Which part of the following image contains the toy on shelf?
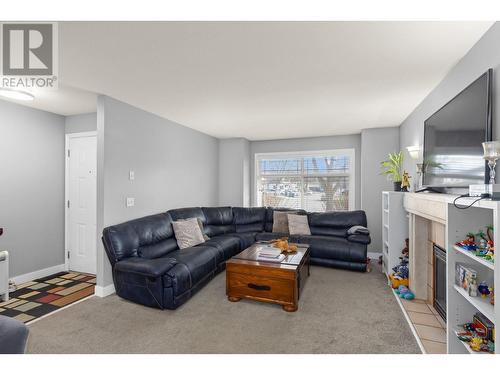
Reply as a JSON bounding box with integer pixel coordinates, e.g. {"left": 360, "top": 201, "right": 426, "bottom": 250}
{"left": 455, "top": 227, "right": 494, "bottom": 264}
{"left": 455, "top": 263, "right": 478, "bottom": 297}
{"left": 478, "top": 281, "right": 491, "bottom": 299}
{"left": 395, "top": 285, "right": 414, "bottom": 300}
{"left": 485, "top": 225, "right": 495, "bottom": 262}
{"left": 455, "top": 233, "right": 477, "bottom": 251}
{"left": 455, "top": 312, "right": 495, "bottom": 354}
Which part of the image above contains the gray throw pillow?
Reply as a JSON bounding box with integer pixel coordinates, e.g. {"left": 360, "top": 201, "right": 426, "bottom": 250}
{"left": 172, "top": 218, "right": 206, "bottom": 249}
{"left": 272, "top": 210, "right": 297, "bottom": 233}
{"left": 287, "top": 214, "right": 311, "bottom": 235}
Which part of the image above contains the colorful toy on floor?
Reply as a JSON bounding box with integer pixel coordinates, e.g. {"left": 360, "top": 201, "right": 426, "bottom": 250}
{"left": 389, "top": 274, "right": 408, "bottom": 289}
{"left": 395, "top": 285, "right": 415, "bottom": 300}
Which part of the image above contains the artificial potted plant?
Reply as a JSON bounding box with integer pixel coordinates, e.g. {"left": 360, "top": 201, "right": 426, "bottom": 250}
{"left": 380, "top": 151, "right": 404, "bottom": 191}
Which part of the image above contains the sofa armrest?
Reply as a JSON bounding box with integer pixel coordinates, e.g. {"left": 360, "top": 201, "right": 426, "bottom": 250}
{"left": 114, "top": 257, "right": 177, "bottom": 278}
{"left": 347, "top": 234, "right": 371, "bottom": 245}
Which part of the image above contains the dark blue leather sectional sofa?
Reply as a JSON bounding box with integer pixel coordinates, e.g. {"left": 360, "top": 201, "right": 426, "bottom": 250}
{"left": 102, "top": 207, "right": 370, "bottom": 309}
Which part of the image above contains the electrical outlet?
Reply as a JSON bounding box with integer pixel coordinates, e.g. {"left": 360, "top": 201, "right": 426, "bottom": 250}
{"left": 126, "top": 197, "right": 135, "bottom": 207}
{"left": 129, "top": 170, "right": 135, "bottom": 180}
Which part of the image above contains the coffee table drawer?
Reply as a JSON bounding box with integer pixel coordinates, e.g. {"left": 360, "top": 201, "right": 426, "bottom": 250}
{"left": 227, "top": 272, "right": 294, "bottom": 304}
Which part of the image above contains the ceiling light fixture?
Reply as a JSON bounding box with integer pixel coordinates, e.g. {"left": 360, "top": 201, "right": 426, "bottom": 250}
{"left": 0, "top": 88, "right": 35, "bottom": 101}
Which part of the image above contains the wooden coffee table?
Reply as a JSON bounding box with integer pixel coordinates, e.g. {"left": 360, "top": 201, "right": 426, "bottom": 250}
{"left": 226, "top": 242, "right": 310, "bottom": 312}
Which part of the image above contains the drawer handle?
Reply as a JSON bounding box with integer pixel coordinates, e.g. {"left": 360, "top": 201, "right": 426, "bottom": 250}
{"left": 248, "top": 283, "right": 271, "bottom": 291}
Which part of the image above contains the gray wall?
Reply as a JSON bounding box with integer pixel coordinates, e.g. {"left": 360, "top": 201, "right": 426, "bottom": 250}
{"left": 361, "top": 127, "right": 400, "bottom": 253}
{"left": 65, "top": 112, "right": 97, "bottom": 134}
{"left": 96, "top": 96, "right": 219, "bottom": 287}
{"left": 0, "top": 99, "right": 65, "bottom": 277}
{"left": 250, "top": 134, "right": 361, "bottom": 209}
{"left": 218, "top": 138, "right": 250, "bottom": 207}
{"left": 400, "top": 22, "right": 500, "bottom": 173}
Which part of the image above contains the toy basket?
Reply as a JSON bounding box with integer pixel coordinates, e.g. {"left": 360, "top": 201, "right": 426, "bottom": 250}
{"left": 389, "top": 274, "right": 409, "bottom": 289}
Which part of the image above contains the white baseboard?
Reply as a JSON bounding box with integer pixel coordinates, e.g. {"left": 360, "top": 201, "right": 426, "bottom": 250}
{"left": 11, "top": 263, "right": 66, "bottom": 285}
{"left": 95, "top": 283, "right": 115, "bottom": 297}
{"left": 368, "top": 251, "right": 382, "bottom": 259}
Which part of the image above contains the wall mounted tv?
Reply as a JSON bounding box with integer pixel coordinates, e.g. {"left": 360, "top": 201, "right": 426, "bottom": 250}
{"left": 422, "top": 69, "right": 493, "bottom": 193}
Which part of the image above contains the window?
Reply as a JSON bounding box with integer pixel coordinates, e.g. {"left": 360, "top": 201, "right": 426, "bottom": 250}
{"left": 255, "top": 149, "right": 355, "bottom": 212}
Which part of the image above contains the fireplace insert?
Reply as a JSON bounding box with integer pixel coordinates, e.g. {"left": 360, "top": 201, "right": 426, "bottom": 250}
{"left": 433, "top": 244, "right": 447, "bottom": 321}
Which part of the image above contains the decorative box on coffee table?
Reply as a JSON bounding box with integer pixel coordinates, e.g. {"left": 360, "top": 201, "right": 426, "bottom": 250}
{"left": 226, "top": 243, "right": 310, "bottom": 312}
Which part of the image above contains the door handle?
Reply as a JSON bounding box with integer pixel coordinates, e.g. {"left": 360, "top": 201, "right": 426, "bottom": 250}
{"left": 248, "top": 283, "right": 271, "bottom": 291}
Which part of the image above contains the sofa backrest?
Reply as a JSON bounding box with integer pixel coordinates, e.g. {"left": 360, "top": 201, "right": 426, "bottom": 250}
{"left": 102, "top": 212, "right": 178, "bottom": 265}
{"left": 232, "top": 207, "right": 266, "bottom": 233}
{"left": 168, "top": 207, "right": 206, "bottom": 223}
{"left": 201, "top": 207, "right": 235, "bottom": 236}
{"left": 308, "top": 210, "right": 367, "bottom": 237}
{"left": 264, "top": 207, "right": 307, "bottom": 232}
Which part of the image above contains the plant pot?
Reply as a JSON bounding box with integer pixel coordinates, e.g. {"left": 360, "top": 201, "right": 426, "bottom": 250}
{"left": 393, "top": 181, "right": 402, "bottom": 191}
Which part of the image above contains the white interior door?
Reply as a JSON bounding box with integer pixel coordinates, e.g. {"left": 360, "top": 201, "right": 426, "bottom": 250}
{"left": 67, "top": 134, "right": 97, "bottom": 274}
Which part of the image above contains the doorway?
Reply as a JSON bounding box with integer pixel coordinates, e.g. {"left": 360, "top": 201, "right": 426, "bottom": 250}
{"left": 65, "top": 131, "right": 97, "bottom": 274}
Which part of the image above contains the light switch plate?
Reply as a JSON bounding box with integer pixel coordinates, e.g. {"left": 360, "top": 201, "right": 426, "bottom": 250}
{"left": 126, "top": 197, "right": 135, "bottom": 207}
{"left": 129, "top": 170, "right": 135, "bottom": 180}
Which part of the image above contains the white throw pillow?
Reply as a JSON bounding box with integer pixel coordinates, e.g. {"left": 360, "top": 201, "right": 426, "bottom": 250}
{"left": 287, "top": 214, "right": 311, "bottom": 235}
{"left": 172, "top": 218, "right": 206, "bottom": 249}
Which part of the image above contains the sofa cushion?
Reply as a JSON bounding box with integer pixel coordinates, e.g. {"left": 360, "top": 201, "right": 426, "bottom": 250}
{"left": 347, "top": 234, "right": 371, "bottom": 245}
{"left": 232, "top": 207, "right": 266, "bottom": 233}
{"left": 272, "top": 210, "right": 294, "bottom": 233}
{"left": 308, "top": 210, "right": 367, "bottom": 229}
{"left": 138, "top": 238, "right": 179, "bottom": 259}
{"left": 217, "top": 232, "right": 257, "bottom": 249}
{"left": 114, "top": 257, "right": 178, "bottom": 278}
{"left": 103, "top": 212, "right": 175, "bottom": 264}
{"left": 264, "top": 207, "right": 306, "bottom": 232}
{"left": 299, "top": 235, "right": 366, "bottom": 263}
{"left": 201, "top": 235, "right": 241, "bottom": 260}
{"left": 201, "top": 207, "right": 235, "bottom": 237}
{"left": 168, "top": 207, "right": 206, "bottom": 224}
{"left": 163, "top": 246, "right": 219, "bottom": 296}
{"left": 172, "top": 218, "right": 206, "bottom": 249}
{"left": 0, "top": 316, "right": 29, "bottom": 354}
{"left": 288, "top": 214, "right": 311, "bottom": 235}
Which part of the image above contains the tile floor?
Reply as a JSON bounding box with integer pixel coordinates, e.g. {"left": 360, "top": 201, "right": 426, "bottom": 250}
{"left": 400, "top": 298, "right": 447, "bottom": 354}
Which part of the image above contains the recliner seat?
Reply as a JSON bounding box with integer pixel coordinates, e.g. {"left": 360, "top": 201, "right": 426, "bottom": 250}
{"left": 102, "top": 206, "right": 370, "bottom": 309}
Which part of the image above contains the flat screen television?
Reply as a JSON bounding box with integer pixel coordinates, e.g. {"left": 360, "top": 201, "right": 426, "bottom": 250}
{"left": 422, "top": 69, "right": 493, "bottom": 193}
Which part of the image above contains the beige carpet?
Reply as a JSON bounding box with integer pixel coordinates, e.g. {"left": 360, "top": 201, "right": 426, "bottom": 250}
{"left": 27, "top": 263, "right": 420, "bottom": 354}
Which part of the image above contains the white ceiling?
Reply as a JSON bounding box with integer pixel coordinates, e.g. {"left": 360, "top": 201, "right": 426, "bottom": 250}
{"left": 5, "top": 22, "right": 494, "bottom": 140}
{"left": 0, "top": 84, "right": 97, "bottom": 116}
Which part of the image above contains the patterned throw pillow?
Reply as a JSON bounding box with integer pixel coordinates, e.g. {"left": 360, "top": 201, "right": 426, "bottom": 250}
{"left": 172, "top": 218, "right": 206, "bottom": 249}
{"left": 287, "top": 214, "right": 311, "bottom": 235}
{"left": 272, "top": 210, "right": 297, "bottom": 233}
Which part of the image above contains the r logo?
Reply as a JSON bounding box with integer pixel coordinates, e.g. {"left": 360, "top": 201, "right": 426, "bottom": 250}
{"left": 2, "top": 23, "right": 53, "bottom": 76}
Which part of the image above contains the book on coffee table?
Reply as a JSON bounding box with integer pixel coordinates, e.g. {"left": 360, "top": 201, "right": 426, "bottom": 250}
{"left": 256, "top": 248, "right": 285, "bottom": 263}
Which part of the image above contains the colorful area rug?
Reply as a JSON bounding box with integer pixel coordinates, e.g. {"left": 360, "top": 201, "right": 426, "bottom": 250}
{"left": 0, "top": 271, "right": 95, "bottom": 323}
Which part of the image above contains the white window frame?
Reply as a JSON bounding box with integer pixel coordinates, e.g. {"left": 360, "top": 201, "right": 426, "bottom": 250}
{"left": 254, "top": 148, "right": 356, "bottom": 211}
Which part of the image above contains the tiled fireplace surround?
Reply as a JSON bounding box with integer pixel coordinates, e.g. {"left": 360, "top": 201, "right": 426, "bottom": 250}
{"left": 403, "top": 193, "right": 448, "bottom": 353}
{"left": 405, "top": 195, "right": 447, "bottom": 305}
